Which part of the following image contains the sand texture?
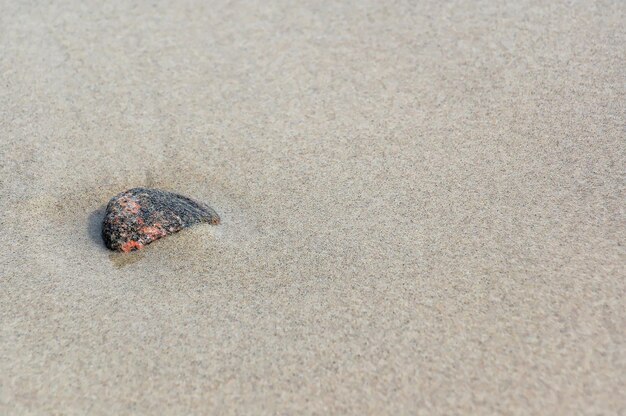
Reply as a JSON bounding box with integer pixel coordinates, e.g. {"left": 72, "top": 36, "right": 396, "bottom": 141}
{"left": 1, "top": 0, "right": 625, "bottom": 414}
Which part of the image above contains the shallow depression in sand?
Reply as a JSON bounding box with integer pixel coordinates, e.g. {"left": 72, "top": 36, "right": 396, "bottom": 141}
{"left": 29, "top": 185, "right": 266, "bottom": 277}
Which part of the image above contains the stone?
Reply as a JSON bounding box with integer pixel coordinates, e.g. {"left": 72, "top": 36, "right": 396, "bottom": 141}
{"left": 102, "top": 188, "right": 220, "bottom": 252}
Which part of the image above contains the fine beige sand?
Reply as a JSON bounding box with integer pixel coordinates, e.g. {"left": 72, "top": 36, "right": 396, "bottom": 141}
{"left": 1, "top": 1, "right": 624, "bottom": 414}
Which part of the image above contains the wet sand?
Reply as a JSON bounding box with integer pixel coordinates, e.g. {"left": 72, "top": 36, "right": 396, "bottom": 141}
{"left": 1, "top": 0, "right": 624, "bottom": 414}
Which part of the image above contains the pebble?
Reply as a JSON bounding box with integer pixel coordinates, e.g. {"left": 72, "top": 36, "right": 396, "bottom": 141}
{"left": 101, "top": 188, "right": 220, "bottom": 252}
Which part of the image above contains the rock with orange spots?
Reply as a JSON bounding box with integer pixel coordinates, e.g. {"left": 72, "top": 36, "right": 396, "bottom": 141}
{"left": 102, "top": 188, "right": 220, "bottom": 252}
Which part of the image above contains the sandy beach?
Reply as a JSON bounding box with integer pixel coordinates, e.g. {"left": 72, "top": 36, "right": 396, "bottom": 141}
{"left": 1, "top": 0, "right": 624, "bottom": 414}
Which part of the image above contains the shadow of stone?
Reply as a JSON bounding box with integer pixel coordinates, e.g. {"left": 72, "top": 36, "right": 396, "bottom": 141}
{"left": 88, "top": 205, "right": 106, "bottom": 247}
